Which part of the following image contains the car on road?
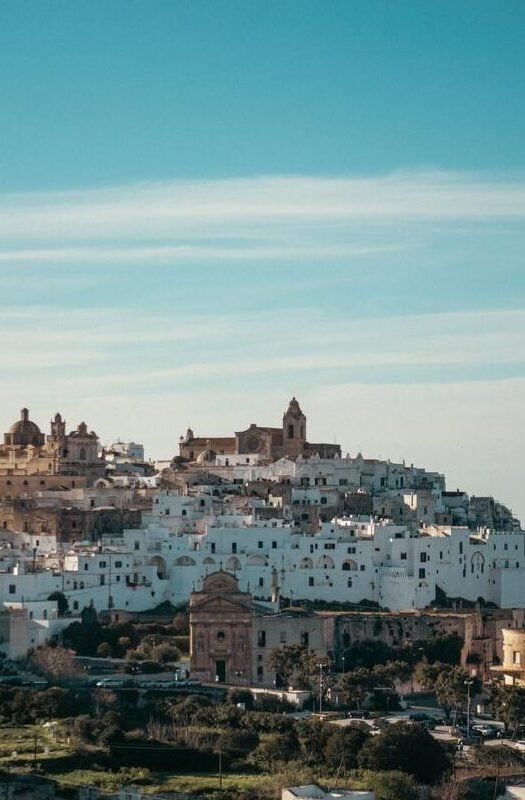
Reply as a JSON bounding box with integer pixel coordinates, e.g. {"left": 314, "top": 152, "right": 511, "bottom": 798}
{"left": 472, "top": 724, "right": 498, "bottom": 738}
{"left": 96, "top": 678, "right": 123, "bottom": 688}
{"left": 347, "top": 710, "right": 371, "bottom": 719}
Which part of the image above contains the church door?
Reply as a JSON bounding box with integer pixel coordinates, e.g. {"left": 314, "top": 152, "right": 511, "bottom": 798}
{"left": 215, "top": 660, "right": 226, "bottom": 683}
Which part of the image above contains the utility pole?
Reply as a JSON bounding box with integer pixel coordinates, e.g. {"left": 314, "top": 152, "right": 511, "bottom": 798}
{"left": 464, "top": 679, "right": 474, "bottom": 739}
{"left": 319, "top": 663, "right": 324, "bottom": 716}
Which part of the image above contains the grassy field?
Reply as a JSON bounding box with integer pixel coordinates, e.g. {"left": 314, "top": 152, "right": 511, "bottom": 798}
{"left": 0, "top": 723, "right": 70, "bottom": 767}
{"left": 0, "top": 723, "right": 369, "bottom": 798}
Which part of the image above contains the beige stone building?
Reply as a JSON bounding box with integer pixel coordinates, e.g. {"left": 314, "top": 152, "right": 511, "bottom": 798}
{"left": 190, "top": 571, "right": 253, "bottom": 685}
{"left": 491, "top": 627, "right": 525, "bottom": 686}
{"left": 0, "top": 408, "right": 105, "bottom": 486}
{"left": 179, "top": 398, "right": 341, "bottom": 463}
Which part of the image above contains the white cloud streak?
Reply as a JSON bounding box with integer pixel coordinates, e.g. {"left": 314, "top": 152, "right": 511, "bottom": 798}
{"left": 0, "top": 306, "right": 523, "bottom": 383}
{"left": 0, "top": 171, "right": 523, "bottom": 255}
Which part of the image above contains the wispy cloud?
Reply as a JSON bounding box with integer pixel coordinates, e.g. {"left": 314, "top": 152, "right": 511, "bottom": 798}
{"left": 0, "top": 170, "right": 523, "bottom": 253}
{"left": 0, "top": 242, "right": 409, "bottom": 265}
{"left": 1, "top": 305, "right": 523, "bottom": 386}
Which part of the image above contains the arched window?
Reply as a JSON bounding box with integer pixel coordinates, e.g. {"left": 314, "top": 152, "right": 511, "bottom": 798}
{"left": 342, "top": 559, "right": 358, "bottom": 571}
{"left": 175, "top": 556, "right": 196, "bottom": 566}
{"left": 471, "top": 551, "right": 485, "bottom": 575}
{"left": 299, "top": 557, "right": 313, "bottom": 569}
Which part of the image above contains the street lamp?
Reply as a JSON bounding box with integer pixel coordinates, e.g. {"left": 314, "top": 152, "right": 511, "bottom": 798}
{"left": 464, "top": 679, "right": 474, "bottom": 739}
{"left": 234, "top": 669, "right": 244, "bottom": 684}
{"left": 319, "top": 663, "right": 325, "bottom": 716}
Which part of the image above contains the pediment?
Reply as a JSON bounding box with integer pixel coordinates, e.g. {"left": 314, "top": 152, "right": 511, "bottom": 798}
{"left": 191, "top": 594, "right": 251, "bottom": 614}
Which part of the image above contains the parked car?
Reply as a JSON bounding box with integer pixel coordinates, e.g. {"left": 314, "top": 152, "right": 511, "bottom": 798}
{"left": 347, "top": 710, "right": 371, "bottom": 719}
{"left": 96, "top": 678, "right": 123, "bottom": 688}
{"left": 472, "top": 724, "right": 498, "bottom": 738}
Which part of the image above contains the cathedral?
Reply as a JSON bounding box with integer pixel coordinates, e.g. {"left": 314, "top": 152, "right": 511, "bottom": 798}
{"left": 0, "top": 408, "right": 105, "bottom": 484}
{"left": 178, "top": 397, "right": 341, "bottom": 463}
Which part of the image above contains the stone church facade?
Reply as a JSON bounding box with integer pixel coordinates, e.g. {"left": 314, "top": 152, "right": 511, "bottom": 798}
{"left": 179, "top": 398, "right": 341, "bottom": 463}
{"left": 0, "top": 408, "right": 105, "bottom": 485}
{"left": 189, "top": 571, "right": 253, "bottom": 685}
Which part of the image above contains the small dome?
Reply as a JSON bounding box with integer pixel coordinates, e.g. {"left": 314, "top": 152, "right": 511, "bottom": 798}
{"left": 5, "top": 408, "right": 44, "bottom": 447}
{"left": 9, "top": 408, "right": 42, "bottom": 437}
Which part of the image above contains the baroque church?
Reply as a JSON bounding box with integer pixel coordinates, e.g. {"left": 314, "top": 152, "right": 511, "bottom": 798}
{"left": 178, "top": 397, "right": 341, "bottom": 463}
{"left": 0, "top": 408, "right": 105, "bottom": 484}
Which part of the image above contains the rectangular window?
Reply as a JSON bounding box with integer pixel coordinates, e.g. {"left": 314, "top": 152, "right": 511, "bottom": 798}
{"left": 420, "top": 553, "right": 427, "bottom": 563}
{"left": 211, "top": 542, "right": 216, "bottom": 554}
{"left": 272, "top": 541, "right": 277, "bottom": 549}
{"left": 100, "top": 575, "right": 105, "bottom": 586}
{"left": 360, "top": 564, "right": 365, "bottom": 571}
{"left": 258, "top": 541, "right": 263, "bottom": 549}
{"left": 279, "top": 631, "right": 287, "bottom": 643}
{"left": 300, "top": 632, "right": 309, "bottom": 646}
{"left": 513, "top": 651, "right": 521, "bottom": 665}
{"left": 400, "top": 552, "right": 407, "bottom": 560}
{"left": 308, "top": 576, "right": 314, "bottom": 586}
{"left": 258, "top": 577, "right": 264, "bottom": 587}
{"left": 99, "top": 560, "right": 107, "bottom": 568}
{"left": 232, "top": 542, "right": 237, "bottom": 553}
{"left": 418, "top": 568, "right": 426, "bottom": 579}
{"left": 258, "top": 630, "right": 266, "bottom": 647}
{"left": 8, "top": 585, "right": 15, "bottom": 594}
{"left": 257, "top": 666, "right": 263, "bottom": 679}
{"left": 134, "top": 542, "right": 140, "bottom": 551}
{"left": 115, "top": 560, "right": 122, "bottom": 568}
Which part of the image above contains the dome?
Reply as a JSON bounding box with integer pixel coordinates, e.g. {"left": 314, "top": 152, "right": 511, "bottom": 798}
{"left": 5, "top": 408, "right": 45, "bottom": 447}
{"left": 9, "top": 408, "right": 42, "bottom": 437}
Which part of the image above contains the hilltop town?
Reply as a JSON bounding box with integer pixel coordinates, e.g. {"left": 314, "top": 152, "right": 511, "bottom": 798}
{"left": 0, "top": 399, "right": 521, "bottom": 659}
{"left": 0, "top": 399, "right": 524, "bottom": 800}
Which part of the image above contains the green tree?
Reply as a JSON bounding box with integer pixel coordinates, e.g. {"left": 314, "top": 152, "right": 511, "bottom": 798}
{"left": 373, "top": 770, "right": 419, "bottom": 800}
{"left": 250, "top": 731, "right": 300, "bottom": 768}
{"left": 227, "top": 688, "right": 254, "bottom": 709}
{"left": 358, "top": 721, "right": 451, "bottom": 784}
{"left": 434, "top": 667, "right": 481, "bottom": 721}
{"left": 490, "top": 685, "right": 525, "bottom": 737}
{"left": 267, "top": 645, "right": 328, "bottom": 689}
{"left": 414, "top": 661, "right": 445, "bottom": 690}
{"left": 323, "top": 725, "right": 370, "bottom": 770}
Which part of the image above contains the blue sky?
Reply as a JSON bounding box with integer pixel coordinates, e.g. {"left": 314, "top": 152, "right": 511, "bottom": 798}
{"left": 0, "top": 1, "right": 524, "bottom": 519}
